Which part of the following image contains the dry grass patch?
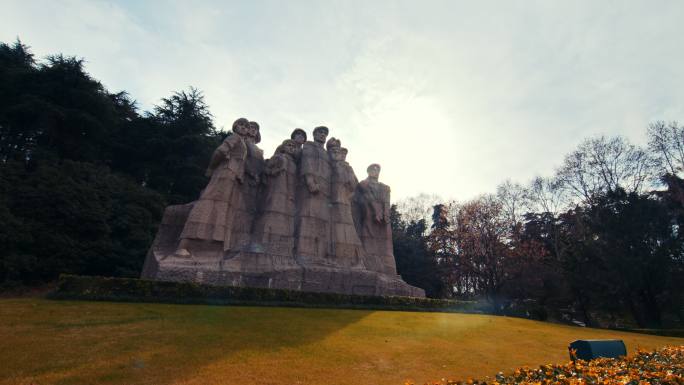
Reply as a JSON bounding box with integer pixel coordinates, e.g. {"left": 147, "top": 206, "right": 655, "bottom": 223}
{"left": 1, "top": 298, "right": 682, "bottom": 385}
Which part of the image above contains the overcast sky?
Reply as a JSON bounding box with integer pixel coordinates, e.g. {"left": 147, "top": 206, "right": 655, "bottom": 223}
{"left": 4, "top": 0, "right": 684, "bottom": 201}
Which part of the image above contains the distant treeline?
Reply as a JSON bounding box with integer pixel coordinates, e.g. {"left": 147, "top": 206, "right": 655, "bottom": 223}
{"left": 391, "top": 127, "right": 684, "bottom": 329}
{"left": 1, "top": 40, "right": 682, "bottom": 329}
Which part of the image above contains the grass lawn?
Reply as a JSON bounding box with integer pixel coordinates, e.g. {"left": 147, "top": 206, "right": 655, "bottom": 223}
{"left": 1, "top": 298, "right": 682, "bottom": 385}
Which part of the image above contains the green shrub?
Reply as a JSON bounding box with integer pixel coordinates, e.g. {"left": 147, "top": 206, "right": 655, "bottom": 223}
{"left": 49, "top": 274, "right": 476, "bottom": 312}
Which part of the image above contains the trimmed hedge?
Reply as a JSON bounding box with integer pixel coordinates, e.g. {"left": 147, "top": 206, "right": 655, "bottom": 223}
{"left": 49, "top": 274, "right": 479, "bottom": 312}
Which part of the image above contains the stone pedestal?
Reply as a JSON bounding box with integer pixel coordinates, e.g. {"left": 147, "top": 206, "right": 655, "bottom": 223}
{"left": 149, "top": 252, "right": 424, "bottom": 297}
{"left": 142, "top": 204, "right": 424, "bottom": 297}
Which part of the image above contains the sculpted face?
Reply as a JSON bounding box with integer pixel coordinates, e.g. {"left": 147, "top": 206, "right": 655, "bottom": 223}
{"left": 329, "top": 147, "right": 345, "bottom": 161}
{"left": 235, "top": 121, "right": 248, "bottom": 136}
{"left": 293, "top": 132, "right": 306, "bottom": 145}
{"left": 313, "top": 129, "right": 328, "bottom": 144}
{"left": 367, "top": 164, "right": 381, "bottom": 179}
{"left": 283, "top": 140, "right": 297, "bottom": 155}
{"left": 248, "top": 122, "right": 259, "bottom": 138}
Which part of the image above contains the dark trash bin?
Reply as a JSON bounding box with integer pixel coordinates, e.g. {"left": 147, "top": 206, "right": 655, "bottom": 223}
{"left": 569, "top": 339, "right": 626, "bottom": 361}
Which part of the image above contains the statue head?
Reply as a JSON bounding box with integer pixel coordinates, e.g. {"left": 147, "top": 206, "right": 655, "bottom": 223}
{"left": 326, "top": 137, "right": 341, "bottom": 151}
{"left": 248, "top": 121, "right": 260, "bottom": 142}
{"left": 367, "top": 163, "right": 381, "bottom": 179}
{"left": 329, "top": 146, "right": 348, "bottom": 162}
{"left": 279, "top": 139, "right": 298, "bottom": 156}
{"left": 290, "top": 128, "right": 307, "bottom": 146}
{"left": 232, "top": 118, "right": 249, "bottom": 136}
{"left": 313, "top": 126, "right": 329, "bottom": 144}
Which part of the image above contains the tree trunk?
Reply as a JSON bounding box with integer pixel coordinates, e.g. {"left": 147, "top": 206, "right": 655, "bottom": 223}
{"left": 639, "top": 289, "right": 662, "bottom": 328}
{"left": 627, "top": 295, "right": 647, "bottom": 328}
{"left": 574, "top": 289, "right": 593, "bottom": 327}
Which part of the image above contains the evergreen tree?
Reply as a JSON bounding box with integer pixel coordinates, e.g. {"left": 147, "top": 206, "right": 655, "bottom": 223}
{"left": 392, "top": 205, "right": 445, "bottom": 298}
{"left": 0, "top": 40, "right": 222, "bottom": 287}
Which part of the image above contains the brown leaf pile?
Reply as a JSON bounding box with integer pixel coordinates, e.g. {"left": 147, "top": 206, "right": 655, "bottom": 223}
{"left": 409, "top": 345, "right": 684, "bottom": 385}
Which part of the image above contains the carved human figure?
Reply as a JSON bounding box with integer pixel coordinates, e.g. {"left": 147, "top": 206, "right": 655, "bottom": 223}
{"left": 294, "top": 126, "right": 332, "bottom": 262}
{"left": 353, "top": 164, "right": 397, "bottom": 275}
{"left": 270, "top": 128, "right": 306, "bottom": 158}
{"left": 290, "top": 128, "right": 306, "bottom": 159}
{"left": 228, "top": 120, "right": 265, "bottom": 252}
{"left": 328, "top": 140, "right": 365, "bottom": 268}
{"left": 250, "top": 139, "right": 299, "bottom": 255}
{"left": 245, "top": 121, "right": 265, "bottom": 185}
{"left": 176, "top": 118, "right": 249, "bottom": 255}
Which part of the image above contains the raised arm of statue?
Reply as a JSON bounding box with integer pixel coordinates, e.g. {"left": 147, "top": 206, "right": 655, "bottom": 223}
{"left": 205, "top": 141, "right": 231, "bottom": 177}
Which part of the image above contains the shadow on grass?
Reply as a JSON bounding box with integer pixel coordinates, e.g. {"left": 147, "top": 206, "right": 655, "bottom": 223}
{"left": 0, "top": 298, "right": 371, "bottom": 385}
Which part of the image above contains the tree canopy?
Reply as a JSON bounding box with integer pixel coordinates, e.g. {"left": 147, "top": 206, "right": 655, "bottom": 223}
{"left": 0, "top": 40, "right": 225, "bottom": 287}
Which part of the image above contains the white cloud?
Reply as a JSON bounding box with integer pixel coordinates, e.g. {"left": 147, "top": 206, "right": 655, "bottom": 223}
{"left": 3, "top": 0, "right": 684, "bottom": 201}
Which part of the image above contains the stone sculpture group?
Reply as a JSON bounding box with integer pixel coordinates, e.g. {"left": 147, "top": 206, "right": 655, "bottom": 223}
{"left": 141, "top": 118, "right": 425, "bottom": 297}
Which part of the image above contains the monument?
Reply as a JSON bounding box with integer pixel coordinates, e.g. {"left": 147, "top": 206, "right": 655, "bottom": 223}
{"left": 141, "top": 119, "right": 425, "bottom": 297}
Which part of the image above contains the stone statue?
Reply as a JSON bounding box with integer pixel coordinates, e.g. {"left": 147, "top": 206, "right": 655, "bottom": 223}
{"left": 227, "top": 121, "right": 265, "bottom": 252}
{"left": 271, "top": 128, "right": 306, "bottom": 158}
{"left": 328, "top": 140, "right": 365, "bottom": 268}
{"left": 176, "top": 118, "right": 249, "bottom": 255}
{"left": 290, "top": 128, "right": 307, "bottom": 159}
{"left": 353, "top": 163, "right": 397, "bottom": 275}
{"left": 294, "top": 126, "right": 332, "bottom": 263}
{"left": 291, "top": 128, "right": 307, "bottom": 146}
{"left": 250, "top": 139, "right": 299, "bottom": 256}
{"left": 142, "top": 120, "right": 425, "bottom": 297}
